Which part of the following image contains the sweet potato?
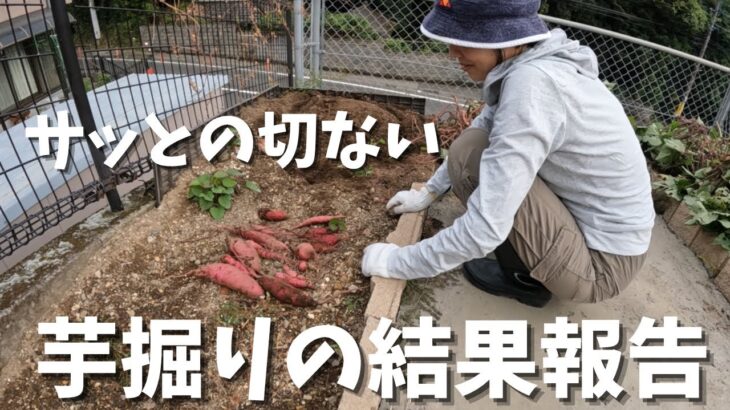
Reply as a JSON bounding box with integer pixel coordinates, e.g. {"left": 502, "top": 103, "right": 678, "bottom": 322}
{"left": 311, "top": 233, "right": 340, "bottom": 247}
{"left": 282, "top": 265, "right": 299, "bottom": 278}
{"left": 296, "top": 243, "right": 316, "bottom": 261}
{"left": 257, "top": 275, "right": 317, "bottom": 307}
{"left": 298, "top": 260, "right": 308, "bottom": 272}
{"left": 228, "top": 238, "right": 262, "bottom": 272}
{"left": 247, "top": 240, "right": 281, "bottom": 261}
{"left": 254, "top": 224, "right": 298, "bottom": 242}
{"left": 307, "top": 226, "right": 330, "bottom": 236}
{"left": 250, "top": 224, "right": 277, "bottom": 235}
{"left": 293, "top": 215, "right": 344, "bottom": 229}
{"left": 258, "top": 208, "right": 288, "bottom": 221}
{"left": 220, "top": 255, "right": 251, "bottom": 274}
{"left": 241, "top": 229, "right": 290, "bottom": 252}
{"left": 254, "top": 247, "right": 291, "bottom": 264}
{"left": 188, "top": 263, "right": 263, "bottom": 299}
{"left": 275, "top": 272, "right": 314, "bottom": 289}
{"left": 301, "top": 227, "right": 329, "bottom": 237}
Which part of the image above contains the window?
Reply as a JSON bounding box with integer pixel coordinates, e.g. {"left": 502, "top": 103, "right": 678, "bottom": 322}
{"left": 26, "top": 33, "right": 62, "bottom": 94}
{"left": 0, "top": 33, "right": 63, "bottom": 114}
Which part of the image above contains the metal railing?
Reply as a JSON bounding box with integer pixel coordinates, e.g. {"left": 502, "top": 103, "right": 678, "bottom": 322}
{"left": 0, "top": 0, "right": 291, "bottom": 260}
{"left": 299, "top": 1, "right": 729, "bottom": 132}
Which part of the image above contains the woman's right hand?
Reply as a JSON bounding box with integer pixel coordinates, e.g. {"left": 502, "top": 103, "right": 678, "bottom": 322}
{"left": 386, "top": 187, "right": 437, "bottom": 214}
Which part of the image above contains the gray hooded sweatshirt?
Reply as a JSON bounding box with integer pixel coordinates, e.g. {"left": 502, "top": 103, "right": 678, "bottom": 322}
{"left": 387, "top": 28, "right": 655, "bottom": 280}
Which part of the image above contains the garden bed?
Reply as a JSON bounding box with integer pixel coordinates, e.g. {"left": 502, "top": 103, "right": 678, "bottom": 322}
{"left": 640, "top": 118, "right": 730, "bottom": 302}
{"left": 0, "top": 91, "right": 434, "bottom": 408}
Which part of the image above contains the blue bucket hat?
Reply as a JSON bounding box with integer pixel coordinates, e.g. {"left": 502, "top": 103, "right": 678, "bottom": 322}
{"left": 421, "top": 0, "right": 550, "bottom": 48}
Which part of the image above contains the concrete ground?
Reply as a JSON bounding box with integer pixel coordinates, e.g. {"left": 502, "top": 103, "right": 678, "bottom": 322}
{"left": 387, "top": 193, "right": 730, "bottom": 409}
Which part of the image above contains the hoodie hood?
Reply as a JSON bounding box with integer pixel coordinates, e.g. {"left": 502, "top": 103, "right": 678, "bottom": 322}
{"left": 482, "top": 28, "right": 599, "bottom": 105}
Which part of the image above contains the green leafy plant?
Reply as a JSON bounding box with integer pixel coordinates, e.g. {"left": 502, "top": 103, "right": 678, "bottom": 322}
{"left": 218, "top": 300, "right": 245, "bottom": 326}
{"left": 639, "top": 118, "right": 730, "bottom": 250}
{"left": 187, "top": 168, "right": 259, "bottom": 220}
{"left": 229, "top": 126, "right": 241, "bottom": 147}
{"left": 328, "top": 218, "right": 346, "bottom": 232}
{"left": 325, "top": 13, "right": 379, "bottom": 40}
{"left": 384, "top": 38, "right": 411, "bottom": 53}
{"left": 419, "top": 40, "right": 448, "bottom": 54}
{"left": 653, "top": 173, "right": 694, "bottom": 201}
{"left": 257, "top": 11, "right": 285, "bottom": 32}
{"left": 635, "top": 121, "right": 691, "bottom": 171}
{"left": 83, "top": 72, "right": 112, "bottom": 92}
{"left": 342, "top": 295, "right": 363, "bottom": 315}
{"left": 353, "top": 165, "right": 373, "bottom": 177}
{"left": 244, "top": 180, "right": 261, "bottom": 193}
{"left": 636, "top": 118, "right": 728, "bottom": 177}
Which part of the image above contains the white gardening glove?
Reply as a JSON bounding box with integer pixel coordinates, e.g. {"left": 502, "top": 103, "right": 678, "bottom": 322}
{"left": 361, "top": 243, "right": 400, "bottom": 278}
{"left": 386, "top": 187, "right": 437, "bottom": 215}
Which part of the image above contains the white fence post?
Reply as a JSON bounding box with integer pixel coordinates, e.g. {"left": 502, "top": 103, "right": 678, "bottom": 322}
{"left": 310, "top": 0, "right": 322, "bottom": 84}
{"left": 293, "top": 0, "right": 305, "bottom": 87}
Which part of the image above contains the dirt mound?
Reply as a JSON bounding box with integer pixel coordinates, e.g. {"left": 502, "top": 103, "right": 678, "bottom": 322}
{"left": 0, "top": 91, "right": 435, "bottom": 408}
{"left": 240, "top": 90, "right": 432, "bottom": 185}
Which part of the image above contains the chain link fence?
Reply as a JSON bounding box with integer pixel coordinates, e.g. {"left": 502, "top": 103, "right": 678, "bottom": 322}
{"left": 300, "top": 1, "right": 730, "bottom": 132}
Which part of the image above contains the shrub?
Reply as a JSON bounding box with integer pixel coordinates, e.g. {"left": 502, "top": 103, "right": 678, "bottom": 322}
{"left": 325, "top": 13, "right": 379, "bottom": 40}
{"left": 383, "top": 38, "right": 411, "bottom": 53}
{"left": 257, "top": 11, "right": 286, "bottom": 32}
{"left": 419, "top": 40, "right": 448, "bottom": 54}
{"left": 638, "top": 118, "right": 730, "bottom": 249}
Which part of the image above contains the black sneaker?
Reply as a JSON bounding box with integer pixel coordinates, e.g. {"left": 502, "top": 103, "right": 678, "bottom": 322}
{"left": 463, "top": 257, "right": 552, "bottom": 308}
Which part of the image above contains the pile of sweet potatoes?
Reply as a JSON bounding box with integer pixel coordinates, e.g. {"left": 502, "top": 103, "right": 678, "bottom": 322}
{"left": 187, "top": 209, "right": 346, "bottom": 307}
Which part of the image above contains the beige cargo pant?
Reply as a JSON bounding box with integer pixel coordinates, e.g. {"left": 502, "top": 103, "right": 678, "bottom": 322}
{"left": 448, "top": 128, "right": 647, "bottom": 303}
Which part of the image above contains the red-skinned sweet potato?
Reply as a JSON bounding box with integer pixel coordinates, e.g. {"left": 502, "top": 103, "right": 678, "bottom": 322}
{"left": 188, "top": 263, "right": 263, "bottom": 299}
{"left": 257, "top": 275, "right": 317, "bottom": 307}
{"left": 282, "top": 265, "right": 299, "bottom": 278}
{"left": 311, "top": 233, "right": 340, "bottom": 247}
{"left": 228, "top": 238, "right": 262, "bottom": 272}
{"left": 293, "top": 215, "right": 344, "bottom": 229}
{"left": 296, "top": 243, "right": 316, "bottom": 261}
{"left": 241, "top": 229, "right": 290, "bottom": 252}
{"left": 258, "top": 208, "right": 288, "bottom": 221}
{"left": 220, "top": 255, "right": 251, "bottom": 274}
{"left": 275, "top": 272, "right": 315, "bottom": 289}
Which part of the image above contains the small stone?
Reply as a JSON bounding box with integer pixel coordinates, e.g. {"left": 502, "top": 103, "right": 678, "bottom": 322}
{"left": 347, "top": 284, "right": 358, "bottom": 293}
{"left": 147, "top": 236, "right": 155, "bottom": 243}
{"left": 303, "top": 394, "right": 313, "bottom": 400}
{"left": 94, "top": 270, "right": 101, "bottom": 278}
{"left": 307, "top": 313, "right": 315, "bottom": 320}
{"left": 127, "top": 309, "right": 135, "bottom": 317}
{"left": 325, "top": 277, "right": 330, "bottom": 282}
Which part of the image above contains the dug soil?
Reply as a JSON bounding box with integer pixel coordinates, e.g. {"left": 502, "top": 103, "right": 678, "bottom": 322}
{"left": 0, "top": 91, "right": 434, "bottom": 409}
